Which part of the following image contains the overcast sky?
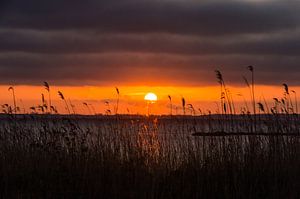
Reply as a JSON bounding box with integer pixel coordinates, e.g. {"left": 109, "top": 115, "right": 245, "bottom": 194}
{"left": 1, "top": 0, "right": 299, "bottom": 86}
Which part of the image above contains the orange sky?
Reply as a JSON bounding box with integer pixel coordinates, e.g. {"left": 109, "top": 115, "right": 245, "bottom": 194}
{"left": 0, "top": 85, "right": 298, "bottom": 115}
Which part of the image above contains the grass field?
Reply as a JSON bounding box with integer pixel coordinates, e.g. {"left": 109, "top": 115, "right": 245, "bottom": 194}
{"left": 0, "top": 114, "right": 299, "bottom": 198}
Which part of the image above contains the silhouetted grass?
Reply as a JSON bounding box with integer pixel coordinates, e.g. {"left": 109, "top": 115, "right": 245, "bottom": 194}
{"left": 1, "top": 70, "right": 300, "bottom": 198}
{"left": 0, "top": 114, "right": 299, "bottom": 198}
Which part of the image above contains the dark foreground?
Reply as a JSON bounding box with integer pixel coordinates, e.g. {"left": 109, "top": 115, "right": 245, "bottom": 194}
{"left": 0, "top": 114, "right": 299, "bottom": 198}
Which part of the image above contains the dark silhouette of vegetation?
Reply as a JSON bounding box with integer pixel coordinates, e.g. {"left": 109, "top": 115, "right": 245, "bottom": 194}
{"left": 181, "top": 97, "right": 186, "bottom": 115}
{"left": 168, "top": 95, "right": 172, "bottom": 115}
{"left": 0, "top": 115, "right": 299, "bottom": 198}
{"left": 8, "top": 86, "right": 17, "bottom": 114}
{"left": 115, "top": 87, "right": 120, "bottom": 114}
{"left": 58, "top": 91, "right": 71, "bottom": 114}
{"left": 0, "top": 69, "right": 300, "bottom": 198}
{"left": 44, "top": 81, "right": 52, "bottom": 113}
{"left": 83, "top": 102, "right": 92, "bottom": 115}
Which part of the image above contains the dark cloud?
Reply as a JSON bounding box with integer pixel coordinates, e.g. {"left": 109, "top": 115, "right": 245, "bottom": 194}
{"left": 1, "top": 52, "right": 299, "bottom": 86}
{"left": 1, "top": 29, "right": 300, "bottom": 56}
{"left": 0, "top": 0, "right": 300, "bottom": 86}
{"left": 1, "top": 0, "right": 299, "bottom": 35}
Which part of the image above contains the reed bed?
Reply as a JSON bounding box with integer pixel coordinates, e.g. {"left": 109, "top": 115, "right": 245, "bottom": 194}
{"left": 0, "top": 114, "right": 299, "bottom": 198}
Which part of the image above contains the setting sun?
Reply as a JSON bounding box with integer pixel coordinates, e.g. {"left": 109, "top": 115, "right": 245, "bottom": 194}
{"left": 1, "top": 0, "right": 299, "bottom": 197}
{"left": 144, "top": 92, "right": 158, "bottom": 102}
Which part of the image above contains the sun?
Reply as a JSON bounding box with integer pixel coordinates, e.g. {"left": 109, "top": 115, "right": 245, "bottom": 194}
{"left": 144, "top": 92, "right": 157, "bottom": 102}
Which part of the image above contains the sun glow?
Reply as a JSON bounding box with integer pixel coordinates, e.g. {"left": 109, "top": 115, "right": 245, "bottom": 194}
{"left": 144, "top": 92, "right": 157, "bottom": 102}
{"left": 0, "top": 85, "right": 297, "bottom": 115}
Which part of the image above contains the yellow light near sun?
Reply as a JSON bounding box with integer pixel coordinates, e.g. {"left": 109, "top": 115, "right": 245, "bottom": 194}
{"left": 144, "top": 92, "right": 157, "bottom": 101}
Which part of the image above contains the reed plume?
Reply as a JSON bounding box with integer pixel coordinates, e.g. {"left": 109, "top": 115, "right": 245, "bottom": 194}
{"left": 247, "top": 66, "right": 256, "bottom": 115}
{"left": 257, "top": 102, "right": 265, "bottom": 113}
{"left": 83, "top": 102, "right": 92, "bottom": 115}
{"left": 115, "top": 87, "right": 120, "bottom": 114}
{"left": 181, "top": 97, "right": 186, "bottom": 115}
{"left": 283, "top": 83, "right": 293, "bottom": 113}
{"left": 44, "top": 82, "right": 52, "bottom": 114}
{"left": 215, "top": 70, "right": 232, "bottom": 114}
{"left": 8, "top": 86, "right": 17, "bottom": 114}
{"left": 68, "top": 99, "right": 76, "bottom": 114}
{"left": 58, "top": 91, "right": 70, "bottom": 114}
{"left": 291, "top": 90, "right": 298, "bottom": 114}
{"left": 168, "top": 95, "right": 172, "bottom": 116}
{"left": 187, "top": 104, "right": 195, "bottom": 115}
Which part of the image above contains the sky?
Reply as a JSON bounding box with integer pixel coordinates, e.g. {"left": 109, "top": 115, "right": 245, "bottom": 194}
{"left": 0, "top": 0, "right": 300, "bottom": 114}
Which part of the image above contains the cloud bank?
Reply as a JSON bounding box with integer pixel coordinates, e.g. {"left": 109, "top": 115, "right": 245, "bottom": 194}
{"left": 0, "top": 0, "right": 300, "bottom": 86}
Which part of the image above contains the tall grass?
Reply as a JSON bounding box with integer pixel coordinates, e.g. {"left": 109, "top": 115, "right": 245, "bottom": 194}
{"left": 58, "top": 91, "right": 71, "bottom": 114}
{"left": 168, "top": 95, "right": 172, "bottom": 116}
{"left": 215, "top": 70, "right": 233, "bottom": 115}
{"left": 8, "top": 86, "right": 17, "bottom": 114}
{"left": 292, "top": 90, "right": 298, "bottom": 113}
{"left": 83, "top": 102, "right": 92, "bottom": 115}
{"left": 115, "top": 87, "right": 120, "bottom": 114}
{"left": 0, "top": 69, "right": 299, "bottom": 198}
{"left": 182, "top": 97, "right": 186, "bottom": 115}
{"left": 0, "top": 115, "right": 299, "bottom": 198}
{"left": 44, "top": 81, "right": 52, "bottom": 114}
{"left": 247, "top": 66, "right": 256, "bottom": 115}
